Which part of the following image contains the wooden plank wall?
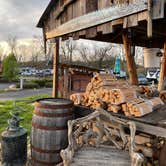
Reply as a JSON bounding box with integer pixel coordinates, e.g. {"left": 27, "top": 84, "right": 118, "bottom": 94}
{"left": 44, "top": 0, "right": 145, "bottom": 34}
{"left": 152, "top": 0, "right": 165, "bottom": 19}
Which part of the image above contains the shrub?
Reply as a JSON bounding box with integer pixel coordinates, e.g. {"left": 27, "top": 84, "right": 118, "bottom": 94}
{"left": 16, "top": 82, "right": 39, "bottom": 89}
{"left": 32, "top": 79, "right": 47, "bottom": 87}
{"left": 31, "top": 79, "right": 53, "bottom": 88}
{"left": 45, "top": 82, "right": 53, "bottom": 88}
{"left": 2, "top": 53, "right": 19, "bottom": 81}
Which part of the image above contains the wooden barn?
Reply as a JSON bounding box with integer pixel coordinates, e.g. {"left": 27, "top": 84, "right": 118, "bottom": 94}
{"left": 37, "top": 0, "right": 166, "bottom": 97}
{"left": 36, "top": 0, "right": 166, "bottom": 165}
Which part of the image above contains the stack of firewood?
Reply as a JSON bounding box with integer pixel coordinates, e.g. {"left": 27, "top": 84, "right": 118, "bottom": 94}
{"left": 122, "top": 97, "right": 164, "bottom": 117}
{"left": 137, "top": 85, "right": 159, "bottom": 98}
{"left": 71, "top": 73, "right": 136, "bottom": 110}
{"left": 70, "top": 74, "right": 164, "bottom": 117}
{"left": 160, "top": 90, "right": 166, "bottom": 103}
{"left": 70, "top": 93, "right": 88, "bottom": 105}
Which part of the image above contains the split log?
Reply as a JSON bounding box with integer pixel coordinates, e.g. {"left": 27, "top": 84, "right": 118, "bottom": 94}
{"left": 110, "top": 88, "right": 137, "bottom": 105}
{"left": 126, "top": 97, "right": 164, "bottom": 117}
{"left": 70, "top": 93, "right": 88, "bottom": 105}
{"left": 135, "top": 134, "right": 151, "bottom": 145}
{"left": 107, "top": 104, "right": 122, "bottom": 113}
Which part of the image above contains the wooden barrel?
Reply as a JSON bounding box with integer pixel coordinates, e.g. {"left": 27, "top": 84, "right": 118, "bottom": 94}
{"left": 31, "top": 98, "right": 74, "bottom": 166}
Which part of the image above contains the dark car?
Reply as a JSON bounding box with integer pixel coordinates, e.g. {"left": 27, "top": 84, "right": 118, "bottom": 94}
{"left": 138, "top": 74, "right": 148, "bottom": 85}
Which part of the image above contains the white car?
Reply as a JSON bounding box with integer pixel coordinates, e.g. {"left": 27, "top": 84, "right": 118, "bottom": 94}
{"left": 21, "top": 71, "right": 32, "bottom": 76}
{"left": 146, "top": 69, "right": 160, "bottom": 82}
{"left": 31, "top": 69, "right": 39, "bottom": 76}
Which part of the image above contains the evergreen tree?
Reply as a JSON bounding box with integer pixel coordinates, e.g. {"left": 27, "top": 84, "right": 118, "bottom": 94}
{"left": 3, "top": 53, "right": 18, "bottom": 81}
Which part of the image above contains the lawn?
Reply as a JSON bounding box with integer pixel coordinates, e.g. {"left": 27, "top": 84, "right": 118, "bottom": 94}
{"left": 0, "top": 94, "right": 51, "bottom": 135}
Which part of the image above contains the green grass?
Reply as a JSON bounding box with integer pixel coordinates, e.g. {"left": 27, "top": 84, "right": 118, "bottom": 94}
{"left": 0, "top": 94, "right": 51, "bottom": 135}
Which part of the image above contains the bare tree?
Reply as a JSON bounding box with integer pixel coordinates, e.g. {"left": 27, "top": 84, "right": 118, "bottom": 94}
{"left": 78, "top": 45, "right": 91, "bottom": 65}
{"left": 60, "top": 44, "right": 68, "bottom": 62}
{"left": 60, "top": 38, "right": 77, "bottom": 63}
{"left": 33, "top": 35, "right": 45, "bottom": 60}
{"left": 7, "top": 35, "right": 17, "bottom": 54}
{"left": 16, "top": 44, "right": 28, "bottom": 62}
{"left": 91, "top": 44, "right": 113, "bottom": 68}
{"left": 45, "top": 41, "right": 53, "bottom": 62}
{"left": 28, "top": 36, "right": 46, "bottom": 66}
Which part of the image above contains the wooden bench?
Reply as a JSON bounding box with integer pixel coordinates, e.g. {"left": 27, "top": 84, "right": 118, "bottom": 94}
{"left": 60, "top": 108, "right": 145, "bottom": 166}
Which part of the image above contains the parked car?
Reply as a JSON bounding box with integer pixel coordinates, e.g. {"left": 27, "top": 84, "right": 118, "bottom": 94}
{"left": 30, "top": 69, "right": 37, "bottom": 76}
{"left": 42, "top": 69, "right": 52, "bottom": 76}
{"left": 146, "top": 68, "right": 160, "bottom": 83}
{"left": 36, "top": 70, "right": 43, "bottom": 76}
{"left": 20, "top": 67, "right": 34, "bottom": 76}
{"left": 21, "top": 71, "right": 32, "bottom": 76}
{"left": 138, "top": 74, "right": 148, "bottom": 85}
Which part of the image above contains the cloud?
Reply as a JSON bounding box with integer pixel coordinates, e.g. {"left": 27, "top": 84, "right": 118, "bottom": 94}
{"left": 0, "top": 0, "right": 49, "bottom": 41}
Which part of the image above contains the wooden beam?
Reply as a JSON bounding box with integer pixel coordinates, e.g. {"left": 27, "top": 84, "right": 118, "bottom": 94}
{"left": 52, "top": 38, "right": 59, "bottom": 98}
{"left": 97, "top": 22, "right": 113, "bottom": 35}
{"left": 158, "top": 42, "right": 166, "bottom": 91}
{"left": 122, "top": 32, "right": 138, "bottom": 85}
{"left": 46, "top": 0, "right": 148, "bottom": 39}
{"left": 147, "top": 0, "right": 152, "bottom": 37}
{"left": 86, "top": 27, "right": 97, "bottom": 38}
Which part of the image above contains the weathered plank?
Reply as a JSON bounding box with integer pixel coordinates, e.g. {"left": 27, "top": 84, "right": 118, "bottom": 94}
{"left": 127, "top": 14, "right": 138, "bottom": 27}
{"left": 97, "top": 22, "right": 113, "bottom": 34}
{"left": 78, "top": 30, "right": 86, "bottom": 37}
{"left": 112, "top": 18, "right": 123, "bottom": 27}
{"left": 134, "top": 121, "right": 166, "bottom": 138}
{"left": 152, "top": 0, "right": 165, "bottom": 19}
{"left": 46, "top": 0, "right": 148, "bottom": 39}
{"left": 77, "top": 0, "right": 86, "bottom": 17}
{"left": 67, "top": 3, "right": 73, "bottom": 21}
{"left": 71, "top": 146, "right": 130, "bottom": 166}
{"left": 138, "top": 11, "right": 148, "bottom": 21}
{"left": 98, "top": 0, "right": 111, "bottom": 9}
{"left": 86, "top": 27, "right": 97, "bottom": 38}
{"left": 86, "top": 0, "right": 98, "bottom": 13}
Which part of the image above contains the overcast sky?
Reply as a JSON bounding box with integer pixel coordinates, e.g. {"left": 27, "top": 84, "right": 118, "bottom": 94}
{"left": 0, "top": 0, "right": 49, "bottom": 42}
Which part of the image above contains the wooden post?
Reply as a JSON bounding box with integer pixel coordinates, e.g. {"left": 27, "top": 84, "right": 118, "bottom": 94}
{"left": 122, "top": 32, "right": 138, "bottom": 85}
{"left": 158, "top": 42, "right": 166, "bottom": 91}
{"left": 147, "top": 0, "right": 152, "bottom": 38}
{"left": 52, "top": 38, "right": 59, "bottom": 98}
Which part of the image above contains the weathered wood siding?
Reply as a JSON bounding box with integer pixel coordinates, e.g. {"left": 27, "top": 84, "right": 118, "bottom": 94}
{"left": 43, "top": 0, "right": 148, "bottom": 34}
{"left": 45, "top": 0, "right": 148, "bottom": 39}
